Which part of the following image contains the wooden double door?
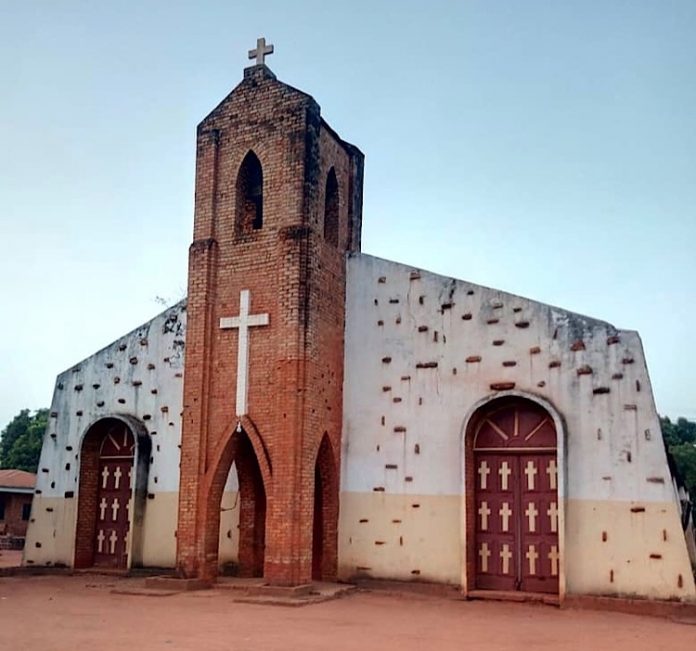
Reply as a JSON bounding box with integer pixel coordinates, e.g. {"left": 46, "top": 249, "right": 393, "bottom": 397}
{"left": 93, "top": 426, "right": 134, "bottom": 569}
{"left": 473, "top": 402, "right": 559, "bottom": 594}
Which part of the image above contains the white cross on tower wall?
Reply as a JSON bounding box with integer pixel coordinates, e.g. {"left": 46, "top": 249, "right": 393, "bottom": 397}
{"left": 109, "top": 530, "right": 118, "bottom": 554}
{"left": 248, "top": 37, "right": 274, "bottom": 65}
{"left": 97, "top": 529, "right": 105, "bottom": 553}
{"left": 101, "top": 466, "right": 110, "bottom": 489}
{"left": 113, "top": 466, "right": 122, "bottom": 490}
{"left": 220, "top": 289, "right": 270, "bottom": 416}
{"left": 111, "top": 498, "right": 120, "bottom": 521}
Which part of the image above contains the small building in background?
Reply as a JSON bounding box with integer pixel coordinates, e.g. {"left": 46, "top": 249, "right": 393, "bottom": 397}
{"left": 0, "top": 470, "right": 35, "bottom": 547}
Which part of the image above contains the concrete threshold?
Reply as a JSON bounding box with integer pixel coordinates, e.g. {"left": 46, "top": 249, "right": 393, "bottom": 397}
{"left": 143, "top": 576, "right": 211, "bottom": 591}
{"left": 125, "top": 575, "right": 355, "bottom": 606}
{"left": 467, "top": 589, "right": 559, "bottom": 606}
{"left": 216, "top": 577, "right": 356, "bottom": 606}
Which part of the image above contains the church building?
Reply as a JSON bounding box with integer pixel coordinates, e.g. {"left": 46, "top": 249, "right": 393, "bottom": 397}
{"left": 24, "top": 41, "right": 695, "bottom": 603}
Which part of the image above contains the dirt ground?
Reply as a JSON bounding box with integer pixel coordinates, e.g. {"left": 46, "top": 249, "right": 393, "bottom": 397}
{"left": 0, "top": 574, "right": 693, "bottom": 651}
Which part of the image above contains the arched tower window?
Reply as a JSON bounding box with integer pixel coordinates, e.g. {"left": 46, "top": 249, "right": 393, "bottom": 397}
{"left": 323, "top": 168, "right": 339, "bottom": 247}
{"left": 236, "top": 151, "right": 264, "bottom": 232}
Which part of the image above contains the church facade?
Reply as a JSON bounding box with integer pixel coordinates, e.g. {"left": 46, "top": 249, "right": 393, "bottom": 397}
{"left": 24, "top": 51, "right": 695, "bottom": 602}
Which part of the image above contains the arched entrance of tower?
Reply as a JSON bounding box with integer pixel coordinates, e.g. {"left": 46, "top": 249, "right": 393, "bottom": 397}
{"left": 312, "top": 434, "right": 339, "bottom": 581}
{"left": 215, "top": 431, "right": 266, "bottom": 578}
{"left": 74, "top": 417, "right": 150, "bottom": 570}
{"left": 466, "top": 397, "right": 559, "bottom": 595}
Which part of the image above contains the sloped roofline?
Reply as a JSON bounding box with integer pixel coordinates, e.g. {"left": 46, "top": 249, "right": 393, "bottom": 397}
{"left": 351, "top": 251, "right": 627, "bottom": 334}
{"left": 57, "top": 299, "right": 187, "bottom": 378}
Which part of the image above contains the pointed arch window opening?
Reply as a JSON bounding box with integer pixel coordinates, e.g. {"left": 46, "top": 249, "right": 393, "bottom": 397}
{"left": 236, "top": 151, "right": 264, "bottom": 233}
{"left": 323, "top": 168, "right": 339, "bottom": 247}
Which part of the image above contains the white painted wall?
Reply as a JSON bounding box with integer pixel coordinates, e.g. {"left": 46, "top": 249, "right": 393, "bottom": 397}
{"left": 24, "top": 250, "right": 694, "bottom": 601}
{"left": 340, "top": 253, "right": 695, "bottom": 601}
{"left": 24, "top": 302, "right": 186, "bottom": 568}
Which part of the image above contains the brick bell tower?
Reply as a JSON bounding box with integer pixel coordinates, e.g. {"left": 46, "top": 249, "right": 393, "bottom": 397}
{"left": 176, "top": 39, "right": 364, "bottom": 585}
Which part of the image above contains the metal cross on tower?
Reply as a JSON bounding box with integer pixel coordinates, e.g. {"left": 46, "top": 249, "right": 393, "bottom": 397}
{"left": 248, "top": 37, "right": 274, "bottom": 65}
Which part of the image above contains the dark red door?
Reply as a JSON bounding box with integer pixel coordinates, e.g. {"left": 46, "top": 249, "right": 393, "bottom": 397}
{"left": 473, "top": 402, "right": 558, "bottom": 594}
{"left": 93, "top": 426, "right": 134, "bottom": 569}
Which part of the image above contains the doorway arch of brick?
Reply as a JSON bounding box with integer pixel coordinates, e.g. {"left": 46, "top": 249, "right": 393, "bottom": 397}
{"left": 460, "top": 391, "right": 567, "bottom": 600}
{"left": 74, "top": 416, "right": 151, "bottom": 570}
{"left": 312, "top": 433, "right": 339, "bottom": 581}
{"left": 181, "top": 420, "right": 269, "bottom": 582}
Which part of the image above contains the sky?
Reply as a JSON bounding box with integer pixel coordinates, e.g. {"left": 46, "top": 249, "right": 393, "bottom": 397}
{"left": 1, "top": 0, "right": 695, "bottom": 429}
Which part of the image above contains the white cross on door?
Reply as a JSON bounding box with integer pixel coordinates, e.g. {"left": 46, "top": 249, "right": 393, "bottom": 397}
{"left": 525, "top": 501, "right": 538, "bottom": 532}
{"left": 524, "top": 460, "right": 537, "bottom": 490}
{"left": 111, "top": 498, "right": 120, "bottom": 521}
{"left": 546, "top": 459, "right": 557, "bottom": 490}
{"left": 500, "top": 543, "right": 512, "bottom": 575}
{"left": 547, "top": 501, "right": 558, "bottom": 533}
{"left": 478, "top": 542, "right": 491, "bottom": 572}
{"left": 113, "top": 466, "right": 122, "bottom": 490}
{"left": 478, "top": 501, "right": 491, "bottom": 530}
{"left": 97, "top": 529, "right": 105, "bottom": 553}
{"left": 499, "top": 461, "right": 511, "bottom": 490}
{"left": 526, "top": 545, "right": 539, "bottom": 575}
{"left": 499, "top": 502, "right": 512, "bottom": 532}
{"left": 478, "top": 461, "right": 491, "bottom": 490}
{"left": 548, "top": 544, "right": 559, "bottom": 576}
{"left": 109, "top": 530, "right": 118, "bottom": 554}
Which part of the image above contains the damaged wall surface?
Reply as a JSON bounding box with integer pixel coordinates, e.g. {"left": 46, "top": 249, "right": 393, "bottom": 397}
{"left": 339, "top": 253, "right": 695, "bottom": 601}
{"left": 24, "top": 301, "right": 242, "bottom": 570}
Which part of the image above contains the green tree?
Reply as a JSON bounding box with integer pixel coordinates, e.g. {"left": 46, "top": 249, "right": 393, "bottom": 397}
{"left": 661, "top": 415, "right": 696, "bottom": 500}
{"left": 0, "top": 408, "right": 48, "bottom": 473}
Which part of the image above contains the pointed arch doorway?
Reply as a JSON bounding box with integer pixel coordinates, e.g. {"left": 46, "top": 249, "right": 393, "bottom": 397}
{"left": 311, "top": 435, "right": 339, "bottom": 581}
{"left": 206, "top": 426, "right": 268, "bottom": 580}
{"left": 75, "top": 418, "right": 148, "bottom": 570}
{"left": 94, "top": 426, "right": 134, "bottom": 568}
{"left": 468, "top": 398, "right": 559, "bottom": 595}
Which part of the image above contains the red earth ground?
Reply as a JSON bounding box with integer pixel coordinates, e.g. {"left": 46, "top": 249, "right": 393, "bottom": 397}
{"left": 0, "top": 574, "right": 693, "bottom": 651}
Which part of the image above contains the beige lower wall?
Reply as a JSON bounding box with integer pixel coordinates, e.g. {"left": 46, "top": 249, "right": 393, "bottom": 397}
{"left": 23, "top": 490, "right": 240, "bottom": 571}
{"left": 338, "top": 492, "right": 462, "bottom": 584}
{"left": 23, "top": 496, "right": 77, "bottom": 567}
{"left": 27, "top": 488, "right": 695, "bottom": 601}
{"left": 339, "top": 491, "right": 696, "bottom": 601}
{"left": 137, "top": 490, "right": 241, "bottom": 569}
{"left": 565, "top": 498, "right": 696, "bottom": 600}
{"left": 218, "top": 491, "right": 240, "bottom": 566}
{"left": 140, "top": 492, "right": 178, "bottom": 568}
